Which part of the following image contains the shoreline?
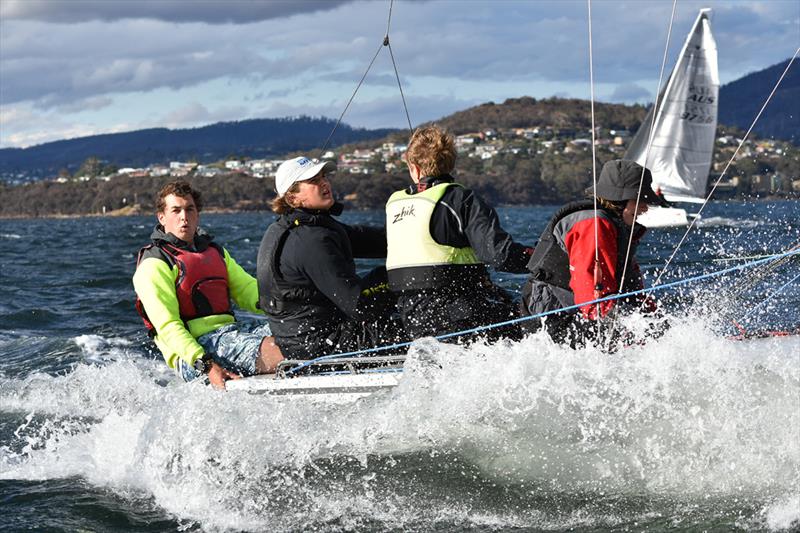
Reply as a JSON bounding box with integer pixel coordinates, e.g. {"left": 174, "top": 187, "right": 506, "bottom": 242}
{"left": 0, "top": 205, "right": 258, "bottom": 221}
{"left": 0, "top": 196, "right": 796, "bottom": 221}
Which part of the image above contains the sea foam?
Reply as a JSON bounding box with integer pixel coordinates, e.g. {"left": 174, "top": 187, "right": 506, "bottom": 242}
{"left": 0, "top": 316, "right": 798, "bottom": 531}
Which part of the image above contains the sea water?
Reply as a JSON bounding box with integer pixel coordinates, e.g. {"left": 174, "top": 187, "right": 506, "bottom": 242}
{"left": 0, "top": 201, "right": 798, "bottom": 532}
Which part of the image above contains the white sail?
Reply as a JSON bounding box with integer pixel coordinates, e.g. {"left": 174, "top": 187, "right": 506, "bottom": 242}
{"left": 626, "top": 8, "right": 719, "bottom": 203}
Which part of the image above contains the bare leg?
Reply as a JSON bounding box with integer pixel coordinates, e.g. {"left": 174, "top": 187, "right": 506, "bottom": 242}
{"left": 256, "top": 336, "right": 285, "bottom": 374}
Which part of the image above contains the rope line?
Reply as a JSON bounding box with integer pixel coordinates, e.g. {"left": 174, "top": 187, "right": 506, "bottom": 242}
{"left": 652, "top": 47, "right": 800, "bottom": 288}
{"left": 740, "top": 271, "right": 800, "bottom": 323}
{"left": 385, "top": 0, "right": 394, "bottom": 36}
{"left": 319, "top": 0, "right": 412, "bottom": 156}
{"left": 283, "top": 248, "right": 800, "bottom": 375}
{"left": 619, "top": 0, "right": 677, "bottom": 291}
{"left": 319, "top": 41, "right": 384, "bottom": 156}
{"left": 719, "top": 241, "right": 800, "bottom": 301}
{"left": 585, "top": 0, "right": 604, "bottom": 333}
{"left": 387, "top": 41, "right": 413, "bottom": 130}
{"left": 613, "top": 0, "right": 677, "bottom": 336}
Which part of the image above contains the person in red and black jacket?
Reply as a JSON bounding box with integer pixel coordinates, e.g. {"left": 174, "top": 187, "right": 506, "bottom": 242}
{"left": 521, "top": 159, "right": 669, "bottom": 346}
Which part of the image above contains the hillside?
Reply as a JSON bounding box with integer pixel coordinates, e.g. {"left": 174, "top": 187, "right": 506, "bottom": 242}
{"left": 2, "top": 58, "right": 795, "bottom": 185}
{"left": 436, "top": 97, "right": 647, "bottom": 134}
{"left": 718, "top": 58, "right": 799, "bottom": 143}
{"left": 0, "top": 117, "right": 397, "bottom": 182}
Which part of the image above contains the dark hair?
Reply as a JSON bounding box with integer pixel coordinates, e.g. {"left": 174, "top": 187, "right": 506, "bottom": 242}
{"left": 597, "top": 197, "right": 626, "bottom": 216}
{"left": 270, "top": 182, "right": 301, "bottom": 214}
{"left": 156, "top": 180, "right": 202, "bottom": 213}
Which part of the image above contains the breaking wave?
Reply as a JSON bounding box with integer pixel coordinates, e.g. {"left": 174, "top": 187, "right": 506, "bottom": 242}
{"left": 1, "top": 315, "right": 798, "bottom": 531}
{"left": 696, "top": 216, "right": 761, "bottom": 228}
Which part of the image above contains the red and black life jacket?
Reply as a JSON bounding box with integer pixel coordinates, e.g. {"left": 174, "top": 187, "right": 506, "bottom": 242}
{"left": 526, "top": 200, "right": 643, "bottom": 295}
{"left": 135, "top": 242, "right": 232, "bottom": 337}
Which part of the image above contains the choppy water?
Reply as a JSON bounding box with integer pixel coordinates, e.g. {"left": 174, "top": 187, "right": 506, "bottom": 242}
{"left": 1, "top": 201, "right": 798, "bottom": 532}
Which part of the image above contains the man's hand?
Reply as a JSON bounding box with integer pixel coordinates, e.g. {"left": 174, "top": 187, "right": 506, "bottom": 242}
{"left": 206, "top": 362, "right": 241, "bottom": 390}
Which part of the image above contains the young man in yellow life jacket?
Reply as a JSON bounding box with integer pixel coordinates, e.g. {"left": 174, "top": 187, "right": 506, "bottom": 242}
{"left": 385, "top": 125, "right": 534, "bottom": 342}
{"left": 133, "top": 181, "right": 283, "bottom": 389}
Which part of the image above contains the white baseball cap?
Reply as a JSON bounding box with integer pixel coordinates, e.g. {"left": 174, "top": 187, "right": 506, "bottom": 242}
{"left": 275, "top": 156, "right": 336, "bottom": 196}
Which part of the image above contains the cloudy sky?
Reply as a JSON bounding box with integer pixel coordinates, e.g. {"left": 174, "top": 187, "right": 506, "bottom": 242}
{"left": 1, "top": 0, "right": 797, "bottom": 148}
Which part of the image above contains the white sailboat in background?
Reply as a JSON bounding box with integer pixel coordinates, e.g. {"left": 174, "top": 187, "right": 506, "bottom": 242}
{"left": 626, "top": 8, "right": 719, "bottom": 228}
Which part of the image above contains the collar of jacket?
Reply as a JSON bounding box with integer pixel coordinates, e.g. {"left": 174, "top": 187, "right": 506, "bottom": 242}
{"left": 150, "top": 224, "right": 214, "bottom": 252}
{"left": 406, "top": 174, "right": 455, "bottom": 194}
{"left": 285, "top": 202, "right": 344, "bottom": 226}
{"left": 609, "top": 214, "right": 647, "bottom": 243}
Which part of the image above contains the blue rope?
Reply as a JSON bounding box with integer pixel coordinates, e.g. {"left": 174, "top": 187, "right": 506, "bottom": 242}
{"left": 284, "top": 248, "right": 800, "bottom": 376}
{"left": 740, "top": 271, "right": 800, "bottom": 323}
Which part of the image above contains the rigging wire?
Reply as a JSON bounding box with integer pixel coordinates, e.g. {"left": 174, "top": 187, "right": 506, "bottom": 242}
{"left": 618, "top": 0, "right": 678, "bottom": 290}
{"left": 651, "top": 47, "right": 800, "bottom": 289}
{"left": 716, "top": 241, "right": 800, "bottom": 303}
{"left": 383, "top": 0, "right": 412, "bottom": 129}
{"left": 319, "top": 0, "right": 413, "bottom": 157}
{"left": 319, "top": 42, "right": 384, "bottom": 156}
{"left": 586, "top": 0, "right": 601, "bottom": 324}
{"left": 387, "top": 38, "right": 413, "bottom": 130}
{"left": 608, "top": 0, "right": 678, "bottom": 342}
{"left": 739, "top": 271, "right": 800, "bottom": 324}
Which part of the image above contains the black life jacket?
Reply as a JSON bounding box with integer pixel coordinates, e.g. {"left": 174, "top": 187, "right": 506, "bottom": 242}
{"left": 526, "top": 200, "right": 642, "bottom": 294}
{"left": 256, "top": 213, "right": 345, "bottom": 336}
{"left": 135, "top": 241, "right": 232, "bottom": 337}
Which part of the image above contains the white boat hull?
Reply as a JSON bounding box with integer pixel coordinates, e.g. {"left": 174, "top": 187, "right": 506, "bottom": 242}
{"left": 226, "top": 370, "right": 402, "bottom": 402}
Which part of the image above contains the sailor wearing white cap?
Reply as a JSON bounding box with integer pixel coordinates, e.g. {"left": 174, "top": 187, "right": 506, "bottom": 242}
{"left": 257, "top": 155, "right": 407, "bottom": 360}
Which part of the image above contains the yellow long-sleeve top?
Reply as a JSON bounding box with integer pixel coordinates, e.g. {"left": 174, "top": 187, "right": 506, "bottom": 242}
{"left": 133, "top": 238, "right": 261, "bottom": 369}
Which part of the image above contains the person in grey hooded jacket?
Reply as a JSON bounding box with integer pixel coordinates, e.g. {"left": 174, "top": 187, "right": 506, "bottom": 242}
{"left": 521, "top": 159, "right": 669, "bottom": 346}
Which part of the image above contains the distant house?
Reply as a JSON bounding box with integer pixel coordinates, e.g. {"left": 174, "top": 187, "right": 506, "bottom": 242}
{"left": 169, "top": 161, "right": 196, "bottom": 170}
{"left": 150, "top": 166, "right": 170, "bottom": 177}
{"left": 455, "top": 134, "right": 481, "bottom": 152}
{"left": 455, "top": 134, "right": 479, "bottom": 146}
{"left": 196, "top": 167, "right": 222, "bottom": 178}
{"left": 570, "top": 138, "right": 592, "bottom": 146}
{"left": 381, "top": 142, "right": 407, "bottom": 156}
{"left": 169, "top": 161, "right": 196, "bottom": 177}
{"left": 515, "top": 128, "right": 539, "bottom": 139}
{"left": 117, "top": 167, "right": 142, "bottom": 175}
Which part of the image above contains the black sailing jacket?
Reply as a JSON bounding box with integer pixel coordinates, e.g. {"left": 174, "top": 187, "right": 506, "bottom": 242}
{"left": 256, "top": 204, "right": 386, "bottom": 339}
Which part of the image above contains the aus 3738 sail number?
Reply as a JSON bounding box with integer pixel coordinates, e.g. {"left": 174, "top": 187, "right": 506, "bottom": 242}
{"left": 680, "top": 112, "right": 714, "bottom": 123}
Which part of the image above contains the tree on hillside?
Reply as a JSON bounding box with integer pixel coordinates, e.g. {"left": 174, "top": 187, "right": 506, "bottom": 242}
{"left": 74, "top": 157, "right": 102, "bottom": 179}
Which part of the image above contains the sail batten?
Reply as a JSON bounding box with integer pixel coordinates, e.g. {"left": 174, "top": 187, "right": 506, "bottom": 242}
{"left": 625, "top": 9, "right": 719, "bottom": 202}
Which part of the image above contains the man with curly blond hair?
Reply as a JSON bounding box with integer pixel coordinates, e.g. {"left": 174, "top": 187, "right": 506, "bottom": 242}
{"left": 385, "top": 125, "right": 533, "bottom": 342}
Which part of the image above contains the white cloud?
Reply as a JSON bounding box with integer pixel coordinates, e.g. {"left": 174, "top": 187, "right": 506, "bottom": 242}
{"left": 0, "top": 0, "right": 352, "bottom": 23}
{"left": 608, "top": 83, "right": 652, "bottom": 103}
{"left": 0, "top": 0, "right": 796, "bottom": 147}
{"left": 159, "top": 102, "right": 250, "bottom": 129}
{"left": 0, "top": 19, "right": 273, "bottom": 106}
{"left": 44, "top": 96, "right": 114, "bottom": 113}
{"left": 0, "top": 103, "right": 131, "bottom": 148}
{"left": 254, "top": 93, "right": 482, "bottom": 130}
